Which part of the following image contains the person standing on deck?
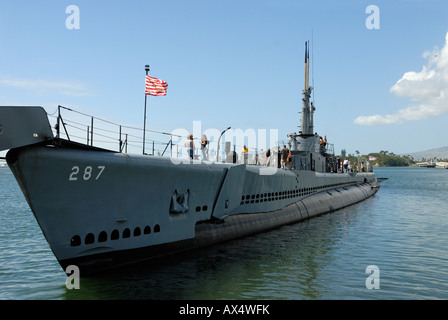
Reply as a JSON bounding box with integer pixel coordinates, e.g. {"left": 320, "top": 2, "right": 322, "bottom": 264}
{"left": 201, "top": 134, "right": 208, "bottom": 161}
{"left": 184, "top": 134, "right": 195, "bottom": 160}
{"left": 281, "top": 145, "right": 289, "bottom": 169}
{"left": 241, "top": 145, "right": 249, "bottom": 164}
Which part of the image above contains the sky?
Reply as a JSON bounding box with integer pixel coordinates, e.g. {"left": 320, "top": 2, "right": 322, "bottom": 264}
{"left": 1, "top": 0, "right": 448, "bottom": 158}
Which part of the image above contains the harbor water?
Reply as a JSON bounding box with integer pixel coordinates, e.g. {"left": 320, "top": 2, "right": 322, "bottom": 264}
{"left": 1, "top": 166, "right": 447, "bottom": 300}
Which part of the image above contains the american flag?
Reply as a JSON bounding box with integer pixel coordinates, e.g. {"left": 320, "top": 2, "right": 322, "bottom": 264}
{"left": 145, "top": 75, "right": 168, "bottom": 96}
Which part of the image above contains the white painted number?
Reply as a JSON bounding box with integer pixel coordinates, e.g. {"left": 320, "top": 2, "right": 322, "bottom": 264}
{"left": 69, "top": 166, "right": 80, "bottom": 181}
{"left": 96, "top": 166, "right": 105, "bottom": 180}
{"left": 83, "top": 166, "right": 92, "bottom": 180}
{"left": 69, "top": 165, "right": 105, "bottom": 181}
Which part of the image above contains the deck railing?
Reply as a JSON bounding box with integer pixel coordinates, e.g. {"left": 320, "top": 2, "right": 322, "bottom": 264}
{"left": 49, "top": 106, "right": 281, "bottom": 165}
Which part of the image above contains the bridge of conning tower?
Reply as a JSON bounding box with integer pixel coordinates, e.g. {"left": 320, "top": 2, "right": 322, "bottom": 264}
{"left": 287, "top": 133, "right": 335, "bottom": 172}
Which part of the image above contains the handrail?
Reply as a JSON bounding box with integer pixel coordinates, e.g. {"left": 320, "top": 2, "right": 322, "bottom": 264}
{"left": 51, "top": 105, "right": 183, "bottom": 156}
{"left": 48, "top": 106, "right": 280, "bottom": 165}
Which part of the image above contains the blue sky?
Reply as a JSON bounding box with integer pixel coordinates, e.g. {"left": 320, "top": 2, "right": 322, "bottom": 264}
{"left": 1, "top": 0, "right": 448, "bottom": 158}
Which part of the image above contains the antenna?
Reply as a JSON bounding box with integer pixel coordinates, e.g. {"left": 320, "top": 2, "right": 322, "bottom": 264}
{"left": 304, "top": 40, "right": 308, "bottom": 91}
{"left": 311, "top": 30, "right": 315, "bottom": 102}
{"left": 300, "top": 39, "right": 315, "bottom": 135}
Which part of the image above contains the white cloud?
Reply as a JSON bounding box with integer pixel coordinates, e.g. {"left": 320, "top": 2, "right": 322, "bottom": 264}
{"left": 354, "top": 31, "right": 448, "bottom": 126}
{"left": 0, "top": 77, "right": 94, "bottom": 97}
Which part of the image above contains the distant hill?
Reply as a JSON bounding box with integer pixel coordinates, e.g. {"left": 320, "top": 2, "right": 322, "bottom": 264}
{"left": 403, "top": 146, "right": 448, "bottom": 161}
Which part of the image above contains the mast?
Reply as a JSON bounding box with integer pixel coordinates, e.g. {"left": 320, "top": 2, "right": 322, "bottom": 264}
{"left": 143, "top": 65, "right": 150, "bottom": 154}
{"left": 300, "top": 40, "right": 315, "bottom": 135}
{"left": 304, "top": 41, "right": 309, "bottom": 91}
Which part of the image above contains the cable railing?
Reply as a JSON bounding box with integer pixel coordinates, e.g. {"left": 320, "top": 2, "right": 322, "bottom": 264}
{"left": 49, "top": 105, "right": 186, "bottom": 156}
{"left": 48, "top": 105, "right": 282, "bottom": 166}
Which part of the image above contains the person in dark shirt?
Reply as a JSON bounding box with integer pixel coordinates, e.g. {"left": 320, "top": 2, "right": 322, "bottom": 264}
{"left": 281, "top": 145, "right": 289, "bottom": 169}
{"left": 265, "top": 148, "right": 271, "bottom": 166}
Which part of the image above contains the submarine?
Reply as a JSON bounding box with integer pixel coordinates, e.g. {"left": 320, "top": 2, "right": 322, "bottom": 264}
{"left": 0, "top": 42, "right": 380, "bottom": 275}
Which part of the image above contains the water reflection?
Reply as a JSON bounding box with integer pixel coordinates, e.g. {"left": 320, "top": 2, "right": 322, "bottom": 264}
{"left": 63, "top": 201, "right": 375, "bottom": 300}
{"left": 63, "top": 222, "right": 314, "bottom": 299}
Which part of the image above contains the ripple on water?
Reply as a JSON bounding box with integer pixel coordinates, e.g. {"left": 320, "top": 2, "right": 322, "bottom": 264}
{"left": 2, "top": 167, "right": 448, "bottom": 299}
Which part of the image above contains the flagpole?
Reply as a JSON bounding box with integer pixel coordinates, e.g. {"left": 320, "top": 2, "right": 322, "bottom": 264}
{"left": 143, "top": 64, "right": 150, "bottom": 154}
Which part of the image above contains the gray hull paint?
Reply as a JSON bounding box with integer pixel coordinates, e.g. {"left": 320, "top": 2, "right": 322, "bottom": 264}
{"left": 7, "top": 142, "right": 379, "bottom": 274}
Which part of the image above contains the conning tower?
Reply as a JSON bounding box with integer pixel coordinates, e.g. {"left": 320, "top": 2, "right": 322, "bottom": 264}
{"left": 287, "top": 41, "right": 334, "bottom": 172}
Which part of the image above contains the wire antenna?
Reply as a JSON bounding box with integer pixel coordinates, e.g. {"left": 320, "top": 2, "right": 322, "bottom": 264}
{"left": 312, "top": 30, "right": 315, "bottom": 103}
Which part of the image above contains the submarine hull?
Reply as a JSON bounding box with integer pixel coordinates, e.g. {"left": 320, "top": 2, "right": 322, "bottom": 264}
{"left": 6, "top": 141, "right": 379, "bottom": 275}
